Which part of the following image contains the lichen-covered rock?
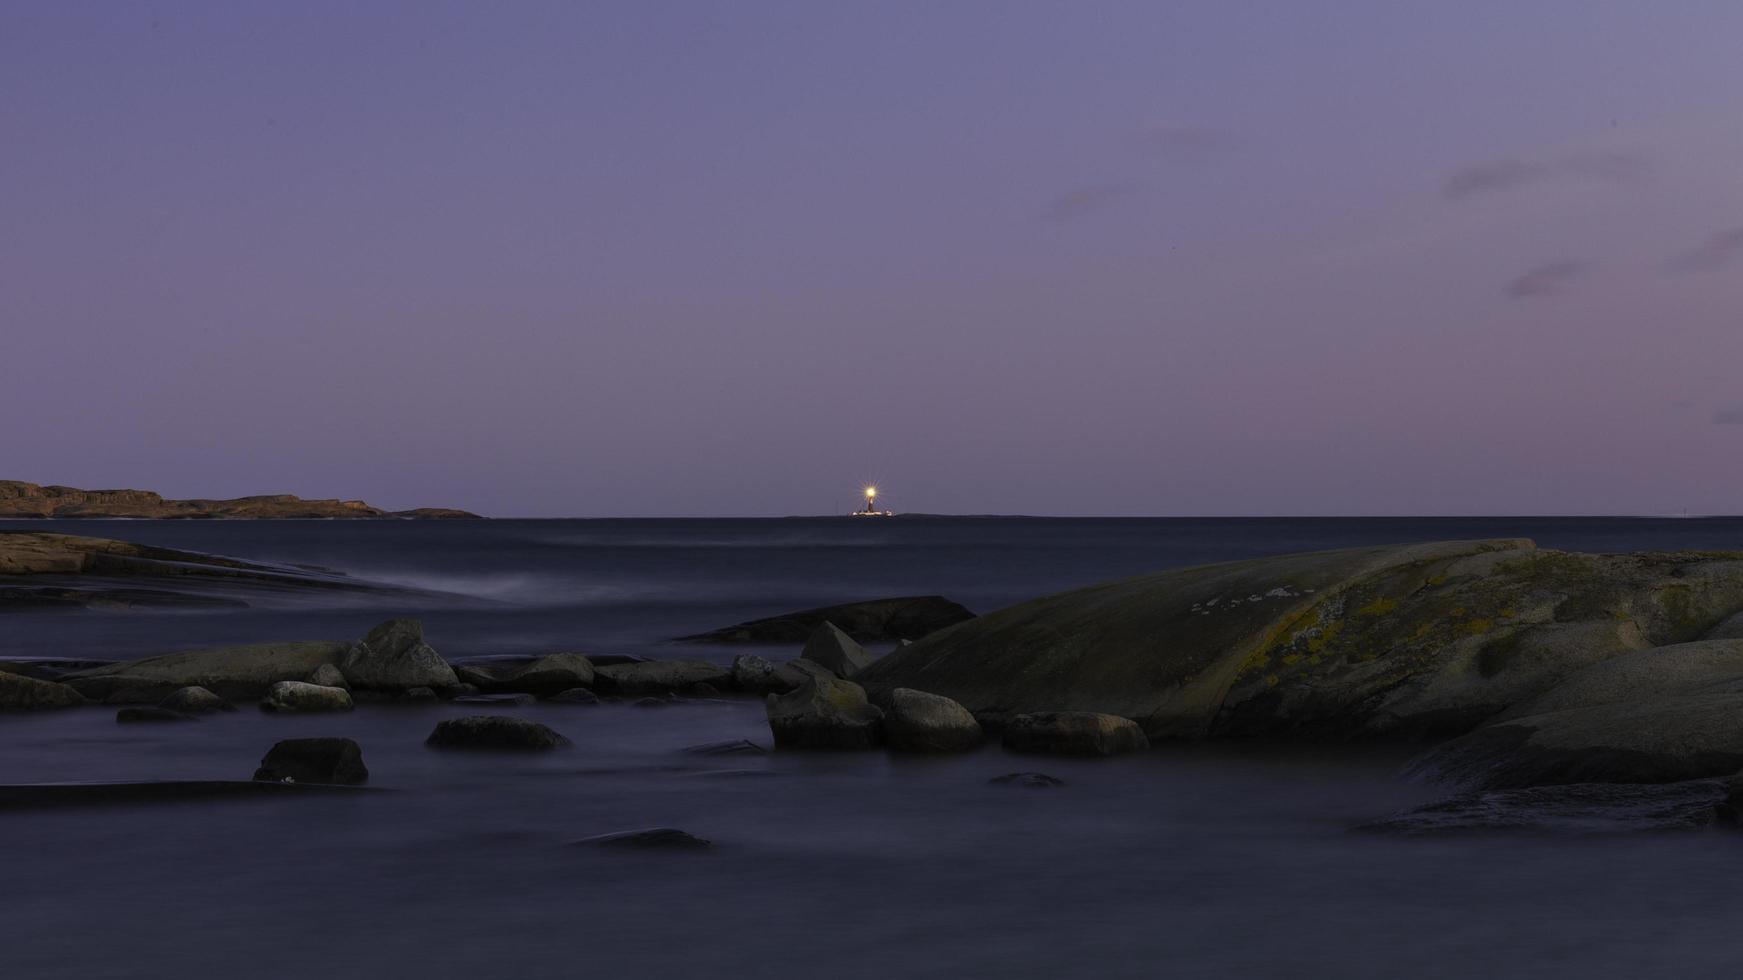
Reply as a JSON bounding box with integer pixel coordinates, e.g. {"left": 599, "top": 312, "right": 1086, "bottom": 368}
{"left": 765, "top": 675, "right": 883, "bottom": 749}
{"left": 253, "top": 737, "right": 369, "bottom": 785}
{"left": 260, "top": 681, "right": 354, "bottom": 713}
{"left": 64, "top": 640, "right": 353, "bottom": 703}
{"left": 340, "top": 619, "right": 458, "bottom": 691}
{"left": 1002, "top": 712, "right": 1148, "bottom": 756}
{"left": 679, "top": 595, "right": 976, "bottom": 644}
{"left": 306, "top": 663, "right": 349, "bottom": 690}
{"left": 799, "top": 622, "right": 876, "bottom": 678}
{"left": 158, "top": 686, "right": 235, "bottom": 715}
{"left": 879, "top": 688, "right": 982, "bottom": 753}
{"left": 593, "top": 660, "right": 732, "bottom": 695}
{"left": 426, "top": 715, "right": 570, "bottom": 750}
{"left": 0, "top": 671, "right": 87, "bottom": 710}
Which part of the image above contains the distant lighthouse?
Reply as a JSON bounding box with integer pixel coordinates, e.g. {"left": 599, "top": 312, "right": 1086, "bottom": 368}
{"left": 851, "top": 485, "right": 893, "bottom": 517}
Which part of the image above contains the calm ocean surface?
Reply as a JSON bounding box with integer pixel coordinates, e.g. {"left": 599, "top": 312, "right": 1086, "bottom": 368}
{"left": 6, "top": 517, "right": 1743, "bottom": 978}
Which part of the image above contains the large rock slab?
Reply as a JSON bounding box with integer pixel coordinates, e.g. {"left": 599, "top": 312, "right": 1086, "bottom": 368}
{"left": 879, "top": 688, "right": 983, "bottom": 753}
{"left": 64, "top": 641, "right": 354, "bottom": 703}
{"left": 765, "top": 676, "right": 883, "bottom": 749}
{"left": 800, "top": 623, "right": 876, "bottom": 678}
{"left": 340, "top": 619, "right": 459, "bottom": 691}
{"left": 593, "top": 660, "right": 732, "bottom": 695}
{"left": 1498, "top": 639, "right": 1743, "bottom": 719}
{"left": 855, "top": 540, "right": 1743, "bottom": 741}
{"left": 0, "top": 671, "right": 87, "bottom": 710}
{"left": 254, "top": 738, "right": 369, "bottom": 785}
{"left": 678, "top": 595, "right": 976, "bottom": 643}
{"left": 1002, "top": 712, "right": 1149, "bottom": 756}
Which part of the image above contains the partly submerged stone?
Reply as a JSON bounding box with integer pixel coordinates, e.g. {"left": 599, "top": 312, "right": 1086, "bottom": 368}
{"left": 426, "top": 715, "right": 570, "bottom": 751}
{"left": 679, "top": 596, "right": 976, "bottom": 644}
{"left": 879, "top": 688, "right": 982, "bottom": 753}
{"left": 573, "top": 827, "right": 711, "bottom": 849}
{"left": 1359, "top": 780, "right": 1727, "bottom": 835}
{"left": 158, "top": 686, "right": 235, "bottom": 715}
{"left": 548, "top": 687, "right": 599, "bottom": 705}
{"left": 682, "top": 739, "right": 768, "bottom": 756}
{"left": 592, "top": 660, "right": 732, "bottom": 696}
{"left": 65, "top": 641, "right": 354, "bottom": 703}
{"left": 259, "top": 681, "right": 354, "bottom": 714}
{"left": 0, "top": 671, "right": 87, "bottom": 710}
{"left": 499, "top": 653, "right": 594, "bottom": 695}
{"left": 990, "top": 772, "right": 1065, "bottom": 788}
{"left": 253, "top": 737, "right": 369, "bottom": 785}
{"left": 340, "top": 619, "right": 459, "bottom": 691}
{"left": 1002, "top": 712, "right": 1148, "bottom": 757}
{"left": 799, "top": 622, "right": 877, "bottom": 679}
{"left": 765, "top": 675, "right": 883, "bottom": 750}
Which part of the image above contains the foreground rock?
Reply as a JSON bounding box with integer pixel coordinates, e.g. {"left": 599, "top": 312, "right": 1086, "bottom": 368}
{"left": 65, "top": 640, "right": 356, "bottom": 703}
{"left": 1002, "top": 712, "right": 1149, "bottom": 756}
{"left": 679, "top": 595, "right": 976, "bottom": 644}
{"left": 574, "top": 828, "right": 711, "bottom": 849}
{"left": 800, "top": 623, "right": 877, "bottom": 678}
{"left": 260, "top": 681, "right": 354, "bottom": 713}
{"left": 253, "top": 738, "right": 369, "bottom": 785}
{"left": 426, "top": 716, "right": 570, "bottom": 750}
{"left": 1359, "top": 780, "right": 1727, "bottom": 835}
{"left": 593, "top": 660, "right": 732, "bottom": 696}
{"left": 158, "top": 686, "right": 235, "bottom": 715}
{"left": 878, "top": 688, "right": 982, "bottom": 753}
{"left": 0, "top": 480, "right": 478, "bottom": 519}
{"left": 856, "top": 539, "right": 1743, "bottom": 747}
{"left": 0, "top": 671, "right": 87, "bottom": 710}
{"left": 340, "top": 619, "right": 459, "bottom": 691}
{"left": 765, "top": 676, "right": 883, "bottom": 749}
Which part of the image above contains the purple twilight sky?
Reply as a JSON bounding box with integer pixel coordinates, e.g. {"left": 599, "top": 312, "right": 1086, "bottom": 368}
{"left": 4, "top": 1, "right": 1742, "bottom": 517}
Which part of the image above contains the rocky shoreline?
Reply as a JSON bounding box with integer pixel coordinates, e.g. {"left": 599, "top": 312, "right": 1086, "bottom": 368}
{"left": 12, "top": 536, "right": 1743, "bottom": 833}
{"left": 0, "top": 480, "right": 478, "bottom": 519}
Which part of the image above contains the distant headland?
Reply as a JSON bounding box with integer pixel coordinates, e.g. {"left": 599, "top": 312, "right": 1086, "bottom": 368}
{"left": 0, "top": 481, "right": 479, "bottom": 520}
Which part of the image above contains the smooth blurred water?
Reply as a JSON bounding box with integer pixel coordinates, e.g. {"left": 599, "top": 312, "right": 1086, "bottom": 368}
{"left": 6, "top": 517, "right": 1743, "bottom": 978}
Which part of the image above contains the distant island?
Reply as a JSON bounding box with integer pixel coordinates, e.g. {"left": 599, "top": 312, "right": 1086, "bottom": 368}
{"left": 0, "top": 481, "right": 479, "bottom": 520}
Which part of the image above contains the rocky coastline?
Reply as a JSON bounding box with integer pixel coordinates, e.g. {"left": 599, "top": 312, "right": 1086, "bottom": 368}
{"left": 0, "top": 480, "right": 479, "bottom": 519}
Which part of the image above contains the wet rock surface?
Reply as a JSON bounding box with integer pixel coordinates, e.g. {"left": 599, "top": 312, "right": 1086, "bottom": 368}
{"left": 1359, "top": 780, "right": 1728, "bottom": 835}
{"left": 765, "top": 675, "right": 883, "bottom": 749}
{"left": 260, "top": 681, "right": 355, "bottom": 713}
{"left": 878, "top": 688, "right": 982, "bottom": 753}
{"left": 0, "top": 671, "right": 87, "bottom": 710}
{"left": 426, "top": 715, "right": 571, "bottom": 750}
{"left": 340, "top": 619, "right": 459, "bottom": 691}
{"left": 573, "top": 827, "right": 711, "bottom": 849}
{"left": 1002, "top": 712, "right": 1149, "bottom": 757}
{"left": 253, "top": 737, "right": 369, "bottom": 785}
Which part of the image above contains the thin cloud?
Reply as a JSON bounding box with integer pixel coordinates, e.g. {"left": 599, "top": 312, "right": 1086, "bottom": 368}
{"left": 1041, "top": 184, "right": 1136, "bottom": 222}
{"left": 1443, "top": 151, "right": 1648, "bottom": 201}
{"left": 1505, "top": 260, "right": 1586, "bottom": 299}
{"left": 1669, "top": 227, "right": 1743, "bottom": 273}
{"left": 1714, "top": 405, "right": 1743, "bottom": 425}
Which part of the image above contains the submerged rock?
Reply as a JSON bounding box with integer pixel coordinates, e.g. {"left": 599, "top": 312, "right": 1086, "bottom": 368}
{"left": 593, "top": 660, "right": 732, "bottom": 696}
{"left": 259, "top": 681, "right": 354, "bottom": 714}
{"left": 452, "top": 693, "right": 535, "bottom": 706}
{"left": 1359, "top": 780, "right": 1727, "bottom": 835}
{"left": 990, "top": 772, "right": 1065, "bottom": 787}
{"left": 426, "top": 715, "right": 570, "bottom": 750}
{"left": 799, "top": 622, "right": 877, "bottom": 679}
{"left": 158, "top": 686, "right": 235, "bottom": 715}
{"left": 548, "top": 687, "right": 599, "bottom": 705}
{"left": 679, "top": 595, "right": 976, "bottom": 644}
{"left": 1002, "top": 712, "right": 1148, "bottom": 757}
{"left": 573, "top": 828, "right": 711, "bottom": 849}
{"left": 340, "top": 619, "right": 459, "bottom": 691}
{"left": 116, "top": 706, "right": 194, "bottom": 723}
{"left": 765, "top": 676, "right": 883, "bottom": 749}
{"left": 682, "top": 739, "right": 768, "bottom": 756}
{"left": 879, "top": 688, "right": 982, "bottom": 753}
{"left": 0, "top": 671, "right": 87, "bottom": 710}
{"left": 253, "top": 737, "right": 369, "bottom": 785}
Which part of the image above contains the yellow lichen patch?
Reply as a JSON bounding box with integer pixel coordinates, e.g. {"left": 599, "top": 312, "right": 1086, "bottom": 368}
{"left": 1356, "top": 597, "right": 1399, "bottom": 618}
{"left": 1457, "top": 618, "right": 1494, "bottom": 636}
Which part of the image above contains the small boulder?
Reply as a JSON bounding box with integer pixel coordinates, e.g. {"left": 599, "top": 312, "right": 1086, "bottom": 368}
{"left": 879, "top": 688, "right": 983, "bottom": 753}
{"left": 0, "top": 671, "right": 88, "bottom": 710}
{"left": 765, "top": 675, "right": 883, "bottom": 749}
{"left": 117, "top": 706, "right": 195, "bottom": 723}
{"left": 1002, "top": 712, "right": 1149, "bottom": 756}
{"left": 158, "top": 686, "right": 235, "bottom": 715}
{"left": 548, "top": 687, "right": 599, "bottom": 705}
{"left": 339, "top": 619, "right": 459, "bottom": 691}
{"left": 260, "top": 681, "right": 355, "bottom": 714}
{"left": 573, "top": 827, "right": 711, "bottom": 849}
{"left": 426, "top": 715, "right": 570, "bottom": 750}
{"left": 452, "top": 693, "right": 535, "bottom": 706}
{"left": 306, "top": 663, "right": 350, "bottom": 690}
{"left": 990, "top": 772, "right": 1065, "bottom": 787}
{"left": 499, "top": 653, "right": 594, "bottom": 695}
{"left": 593, "top": 660, "right": 733, "bottom": 695}
{"left": 799, "top": 622, "right": 876, "bottom": 678}
{"left": 731, "top": 654, "right": 779, "bottom": 692}
{"left": 402, "top": 686, "right": 438, "bottom": 702}
{"left": 253, "top": 737, "right": 369, "bottom": 785}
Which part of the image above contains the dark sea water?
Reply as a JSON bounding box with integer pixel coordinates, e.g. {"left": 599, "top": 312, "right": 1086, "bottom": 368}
{"left": 7, "top": 517, "right": 1743, "bottom": 978}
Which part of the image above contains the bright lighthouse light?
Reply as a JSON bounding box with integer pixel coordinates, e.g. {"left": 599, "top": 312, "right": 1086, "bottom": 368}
{"left": 865, "top": 487, "right": 877, "bottom": 498}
